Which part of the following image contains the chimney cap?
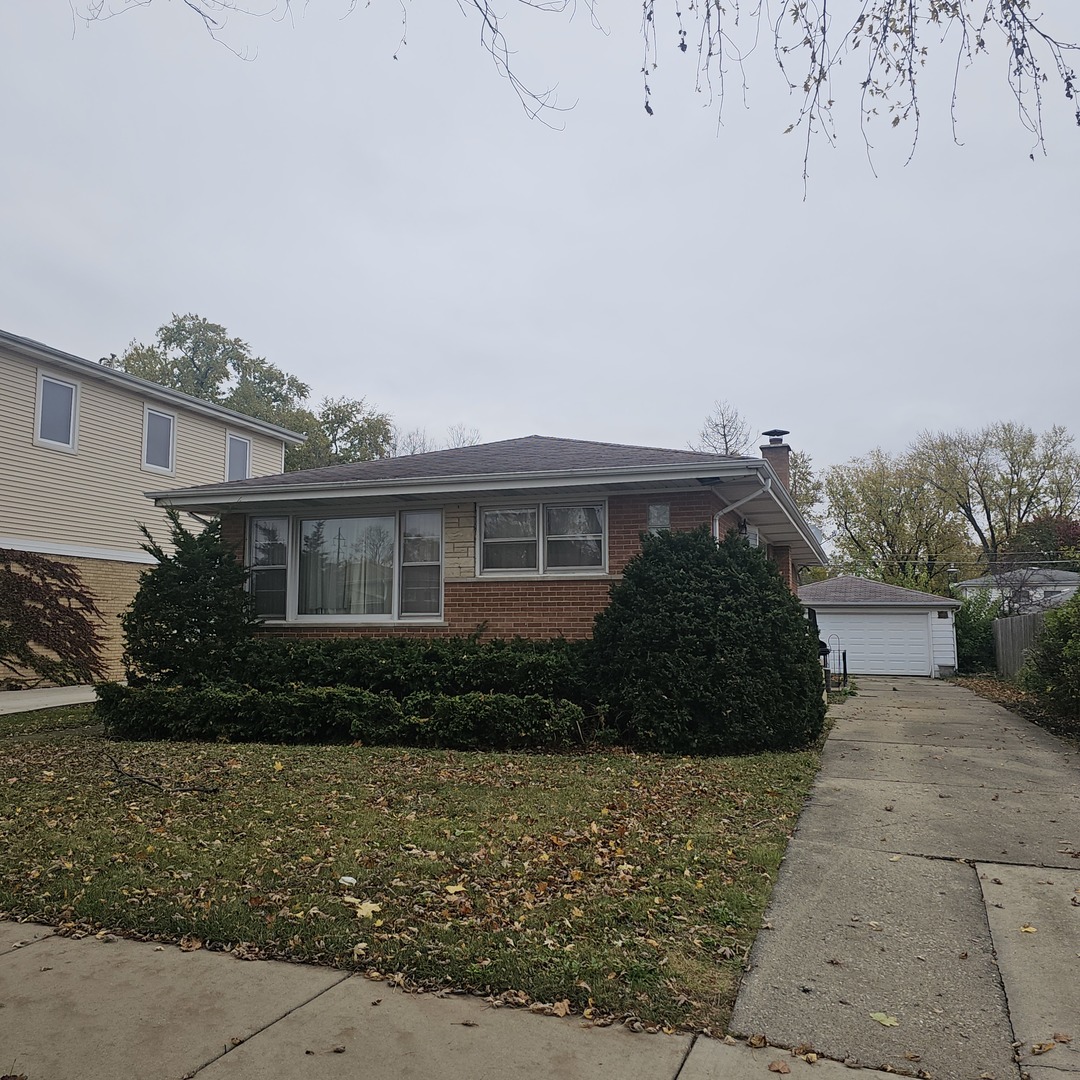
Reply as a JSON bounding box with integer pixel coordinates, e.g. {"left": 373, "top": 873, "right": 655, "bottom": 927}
{"left": 762, "top": 428, "right": 790, "bottom": 444}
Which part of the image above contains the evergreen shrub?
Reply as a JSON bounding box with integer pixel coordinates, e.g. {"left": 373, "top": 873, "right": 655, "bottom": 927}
{"left": 1019, "top": 591, "right": 1080, "bottom": 728}
{"left": 954, "top": 591, "right": 1003, "bottom": 673}
{"left": 588, "top": 528, "right": 825, "bottom": 754}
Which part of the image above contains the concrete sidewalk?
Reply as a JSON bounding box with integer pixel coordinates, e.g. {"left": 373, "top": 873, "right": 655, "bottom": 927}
{"left": 0, "top": 924, "right": 860, "bottom": 1080}
{"left": 0, "top": 684, "right": 97, "bottom": 714}
{"left": 3, "top": 678, "right": 1077, "bottom": 1079}
{"left": 732, "top": 677, "right": 1080, "bottom": 1080}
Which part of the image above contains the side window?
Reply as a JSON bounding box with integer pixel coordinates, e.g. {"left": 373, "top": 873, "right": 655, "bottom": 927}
{"left": 143, "top": 407, "right": 175, "bottom": 473}
{"left": 226, "top": 433, "right": 251, "bottom": 481}
{"left": 249, "top": 517, "right": 288, "bottom": 619}
{"left": 647, "top": 503, "right": 670, "bottom": 535}
{"left": 36, "top": 374, "right": 78, "bottom": 450}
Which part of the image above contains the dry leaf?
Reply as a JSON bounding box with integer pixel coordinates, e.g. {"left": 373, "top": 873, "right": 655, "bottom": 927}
{"left": 1053, "top": 1033, "right": 1072, "bottom": 1043}
{"left": 768, "top": 1062, "right": 791, "bottom": 1074}
{"left": 1020, "top": 925, "right": 1038, "bottom": 933}
{"left": 445, "top": 884, "right": 466, "bottom": 894}
{"left": 870, "top": 1012, "right": 899, "bottom": 1027}
{"left": 1032, "top": 1041, "right": 1056, "bottom": 1055}
{"left": 888, "top": 855, "right": 903, "bottom": 862}
{"left": 179, "top": 935, "right": 203, "bottom": 952}
{"left": 748, "top": 1033, "right": 768, "bottom": 1048}
{"left": 552, "top": 999, "right": 571, "bottom": 1017}
{"left": 273, "top": 761, "right": 284, "bottom": 772}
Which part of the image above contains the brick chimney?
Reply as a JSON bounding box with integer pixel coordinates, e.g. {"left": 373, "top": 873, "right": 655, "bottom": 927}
{"left": 760, "top": 429, "right": 791, "bottom": 490}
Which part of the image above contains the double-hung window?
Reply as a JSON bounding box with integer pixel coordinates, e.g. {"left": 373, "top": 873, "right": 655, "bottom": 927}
{"left": 480, "top": 502, "right": 605, "bottom": 573}
{"left": 249, "top": 510, "right": 443, "bottom": 621}
{"left": 249, "top": 518, "right": 289, "bottom": 619}
{"left": 143, "top": 407, "right": 175, "bottom": 474}
{"left": 35, "top": 374, "right": 78, "bottom": 451}
{"left": 226, "top": 433, "right": 251, "bottom": 481}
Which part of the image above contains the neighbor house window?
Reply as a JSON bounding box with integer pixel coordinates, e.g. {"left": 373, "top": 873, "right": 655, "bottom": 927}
{"left": 647, "top": 503, "right": 670, "bottom": 535}
{"left": 143, "top": 407, "right": 175, "bottom": 473}
{"left": 36, "top": 374, "right": 78, "bottom": 450}
{"left": 226, "top": 433, "right": 251, "bottom": 481}
{"left": 480, "top": 503, "right": 605, "bottom": 573}
{"left": 249, "top": 517, "right": 288, "bottom": 619}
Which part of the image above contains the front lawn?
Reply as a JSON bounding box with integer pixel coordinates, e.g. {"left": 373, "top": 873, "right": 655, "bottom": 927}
{"left": 0, "top": 703, "right": 101, "bottom": 738}
{"left": 0, "top": 726, "right": 817, "bottom": 1032}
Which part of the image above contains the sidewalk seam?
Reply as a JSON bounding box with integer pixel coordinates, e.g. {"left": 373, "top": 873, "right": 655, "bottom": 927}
{"left": 670, "top": 1032, "right": 698, "bottom": 1080}
{"left": 183, "top": 970, "right": 352, "bottom": 1078}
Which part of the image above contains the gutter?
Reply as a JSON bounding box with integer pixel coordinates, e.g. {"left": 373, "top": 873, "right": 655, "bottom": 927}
{"left": 712, "top": 476, "right": 772, "bottom": 538}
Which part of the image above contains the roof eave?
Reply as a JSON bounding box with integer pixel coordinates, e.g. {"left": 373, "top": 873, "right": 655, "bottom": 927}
{"left": 1, "top": 329, "right": 306, "bottom": 444}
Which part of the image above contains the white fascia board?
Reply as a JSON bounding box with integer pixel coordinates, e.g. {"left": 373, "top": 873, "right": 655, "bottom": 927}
{"left": 0, "top": 536, "right": 157, "bottom": 565}
{"left": 1, "top": 331, "right": 305, "bottom": 444}
{"left": 725, "top": 461, "right": 828, "bottom": 566}
{"left": 148, "top": 460, "right": 766, "bottom": 508}
{"left": 800, "top": 602, "right": 961, "bottom": 612}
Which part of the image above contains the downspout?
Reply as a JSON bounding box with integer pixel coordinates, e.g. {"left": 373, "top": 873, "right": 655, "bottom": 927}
{"left": 712, "top": 475, "right": 771, "bottom": 539}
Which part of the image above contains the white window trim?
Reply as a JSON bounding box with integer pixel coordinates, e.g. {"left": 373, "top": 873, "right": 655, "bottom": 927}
{"left": 226, "top": 432, "right": 252, "bottom": 482}
{"left": 476, "top": 499, "right": 608, "bottom": 577}
{"left": 34, "top": 371, "right": 79, "bottom": 453}
{"left": 398, "top": 510, "right": 444, "bottom": 620}
{"left": 253, "top": 509, "right": 445, "bottom": 624}
{"left": 142, "top": 405, "right": 176, "bottom": 475}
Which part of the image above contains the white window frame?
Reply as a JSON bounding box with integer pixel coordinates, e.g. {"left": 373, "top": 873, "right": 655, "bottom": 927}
{"left": 142, "top": 406, "right": 176, "bottom": 475}
{"left": 477, "top": 500, "right": 608, "bottom": 577}
{"left": 248, "top": 516, "right": 290, "bottom": 622}
{"left": 254, "top": 509, "right": 445, "bottom": 624}
{"left": 34, "top": 372, "right": 79, "bottom": 453}
{"left": 226, "top": 432, "right": 252, "bottom": 482}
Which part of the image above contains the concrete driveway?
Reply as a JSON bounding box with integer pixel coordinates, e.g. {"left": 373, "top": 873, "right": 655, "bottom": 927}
{"left": 732, "top": 676, "right": 1080, "bottom": 1080}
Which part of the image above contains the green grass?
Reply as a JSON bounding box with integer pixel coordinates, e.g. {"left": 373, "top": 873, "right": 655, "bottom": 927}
{"left": 0, "top": 703, "right": 100, "bottom": 738}
{"left": 0, "top": 728, "right": 818, "bottom": 1031}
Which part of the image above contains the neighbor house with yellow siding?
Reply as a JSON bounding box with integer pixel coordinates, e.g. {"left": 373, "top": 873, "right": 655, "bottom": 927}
{"left": 0, "top": 329, "right": 304, "bottom": 677}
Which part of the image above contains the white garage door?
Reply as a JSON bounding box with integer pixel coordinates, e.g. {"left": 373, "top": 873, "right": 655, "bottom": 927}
{"left": 816, "top": 612, "right": 931, "bottom": 676}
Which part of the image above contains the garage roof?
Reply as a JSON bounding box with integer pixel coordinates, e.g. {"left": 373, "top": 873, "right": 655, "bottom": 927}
{"left": 799, "top": 576, "right": 960, "bottom": 608}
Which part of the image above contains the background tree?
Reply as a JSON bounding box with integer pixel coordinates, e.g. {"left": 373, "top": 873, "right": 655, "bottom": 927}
{"left": 999, "top": 514, "right": 1080, "bottom": 573}
{"left": 824, "top": 448, "right": 972, "bottom": 593}
{"left": 692, "top": 399, "right": 753, "bottom": 456}
{"left": 76, "top": 2, "right": 1080, "bottom": 164}
{"left": 0, "top": 549, "right": 106, "bottom": 687}
{"left": 104, "top": 313, "right": 392, "bottom": 472}
{"left": 789, "top": 449, "right": 824, "bottom": 529}
{"left": 912, "top": 423, "right": 1080, "bottom": 568}
{"left": 391, "top": 424, "right": 483, "bottom": 456}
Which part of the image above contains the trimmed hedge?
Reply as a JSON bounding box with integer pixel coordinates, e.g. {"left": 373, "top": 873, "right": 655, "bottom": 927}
{"left": 399, "top": 692, "right": 586, "bottom": 750}
{"left": 241, "top": 635, "right": 589, "bottom": 702}
{"left": 96, "top": 682, "right": 402, "bottom": 744}
{"left": 96, "top": 682, "right": 585, "bottom": 750}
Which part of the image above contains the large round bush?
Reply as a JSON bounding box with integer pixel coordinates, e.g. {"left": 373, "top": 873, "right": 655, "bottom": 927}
{"left": 589, "top": 528, "right": 825, "bottom": 754}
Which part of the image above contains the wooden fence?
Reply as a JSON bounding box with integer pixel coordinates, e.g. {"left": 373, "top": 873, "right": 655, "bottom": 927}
{"left": 992, "top": 612, "right": 1046, "bottom": 678}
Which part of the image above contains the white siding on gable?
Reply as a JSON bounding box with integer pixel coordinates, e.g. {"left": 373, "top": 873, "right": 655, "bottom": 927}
{"left": 0, "top": 350, "right": 287, "bottom": 560}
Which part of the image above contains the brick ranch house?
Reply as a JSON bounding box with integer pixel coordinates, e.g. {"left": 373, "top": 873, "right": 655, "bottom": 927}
{"left": 151, "top": 434, "right": 826, "bottom": 640}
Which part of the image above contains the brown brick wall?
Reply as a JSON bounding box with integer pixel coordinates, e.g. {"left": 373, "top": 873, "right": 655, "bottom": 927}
{"left": 242, "top": 487, "right": 794, "bottom": 645}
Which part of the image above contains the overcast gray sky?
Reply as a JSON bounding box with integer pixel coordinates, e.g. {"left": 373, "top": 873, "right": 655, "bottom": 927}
{"left": 2, "top": 2, "right": 1078, "bottom": 472}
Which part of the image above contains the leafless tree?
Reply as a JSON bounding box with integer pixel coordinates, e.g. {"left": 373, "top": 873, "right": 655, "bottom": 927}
{"left": 391, "top": 424, "right": 483, "bottom": 456}
{"left": 692, "top": 399, "right": 754, "bottom": 457}
{"left": 445, "top": 423, "right": 482, "bottom": 448}
{"left": 73, "top": 1, "right": 1080, "bottom": 170}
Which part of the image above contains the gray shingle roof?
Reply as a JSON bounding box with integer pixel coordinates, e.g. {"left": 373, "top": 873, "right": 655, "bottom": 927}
{"left": 160, "top": 435, "right": 744, "bottom": 495}
{"left": 957, "top": 568, "right": 1080, "bottom": 588}
{"left": 799, "top": 576, "right": 960, "bottom": 608}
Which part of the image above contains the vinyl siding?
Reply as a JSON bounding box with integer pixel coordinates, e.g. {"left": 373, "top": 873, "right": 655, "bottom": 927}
{"left": 931, "top": 610, "right": 957, "bottom": 671}
{"left": 0, "top": 350, "right": 286, "bottom": 559}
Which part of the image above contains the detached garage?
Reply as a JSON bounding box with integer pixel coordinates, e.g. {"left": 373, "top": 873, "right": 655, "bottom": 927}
{"left": 799, "top": 576, "right": 960, "bottom": 678}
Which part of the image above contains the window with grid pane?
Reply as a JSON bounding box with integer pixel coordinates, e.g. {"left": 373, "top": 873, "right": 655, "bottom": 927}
{"left": 249, "top": 517, "right": 288, "bottom": 619}
{"left": 400, "top": 510, "right": 442, "bottom": 615}
{"left": 545, "top": 505, "right": 603, "bottom": 568}
{"left": 481, "top": 508, "right": 538, "bottom": 570}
